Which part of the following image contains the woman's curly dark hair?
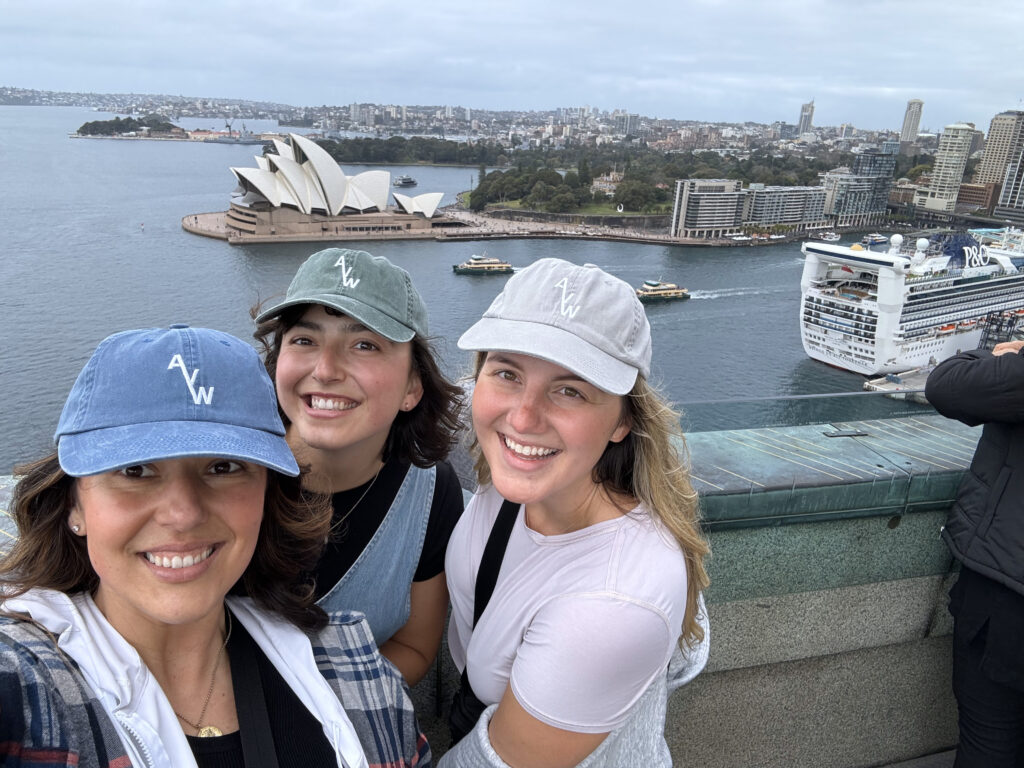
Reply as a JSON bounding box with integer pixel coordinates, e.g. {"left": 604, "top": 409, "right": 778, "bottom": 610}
{"left": 252, "top": 302, "right": 464, "bottom": 466}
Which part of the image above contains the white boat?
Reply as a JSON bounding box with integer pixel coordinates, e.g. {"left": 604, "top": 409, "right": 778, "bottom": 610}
{"left": 820, "top": 232, "right": 841, "bottom": 242}
{"left": 635, "top": 279, "right": 690, "bottom": 303}
{"left": 452, "top": 254, "right": 513, "bottom": 275}
{"left": 799, "top": 229, "right": 1024, "bottom": 375}
{"left": 861, "top": 233, "right": 888, "bottom": 246}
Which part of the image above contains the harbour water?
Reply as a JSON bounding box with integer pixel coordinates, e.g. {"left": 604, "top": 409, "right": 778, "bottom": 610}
{"left": 0, "top": 106, "right": 929, "bottom": 473}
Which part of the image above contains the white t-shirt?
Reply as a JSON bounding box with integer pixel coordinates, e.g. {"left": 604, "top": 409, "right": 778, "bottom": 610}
{"left": 445, "top": 485, "right": 688, "bottom": 734}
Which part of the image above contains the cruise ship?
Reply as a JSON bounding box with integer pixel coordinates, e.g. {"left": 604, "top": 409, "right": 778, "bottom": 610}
{"left": 800, "top": 229, "right": 1024, "bottom": 375}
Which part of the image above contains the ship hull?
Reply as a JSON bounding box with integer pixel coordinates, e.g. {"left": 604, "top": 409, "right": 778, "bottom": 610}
{"left": 799, "top": 232, "right": 1024, "bottom": 376}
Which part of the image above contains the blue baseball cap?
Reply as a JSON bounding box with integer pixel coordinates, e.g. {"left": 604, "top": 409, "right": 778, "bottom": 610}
{"left": 54, "top": 325, "right": 299, "bottom": 477}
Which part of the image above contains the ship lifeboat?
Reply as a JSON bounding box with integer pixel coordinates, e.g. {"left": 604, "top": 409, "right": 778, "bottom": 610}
{"left": 957, "top": 320, "right": 978, "bottom": 332}
{"left": 937, "top": 324, "right": 957, "bottom": 335}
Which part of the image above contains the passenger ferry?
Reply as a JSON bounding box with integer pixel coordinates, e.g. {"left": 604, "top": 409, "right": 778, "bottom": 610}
{"left": 861, "top": 233, "right": 888, "bottom": 246}
{"left": 635, "top": 279, "right": 690, "bottom": 303}
{"left": 452, "top": 254, "right": 514, "bottom": 275}
{"left": 800, "top": 229, "right": 1024, "bottom": 375}
{"left": 392, "top": 175, "right": 417, "bottom": 187}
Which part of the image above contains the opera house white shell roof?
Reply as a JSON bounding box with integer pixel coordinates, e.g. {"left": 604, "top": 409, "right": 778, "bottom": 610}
{"left": 230, "top": 134, "right": 439, "bottom": 217}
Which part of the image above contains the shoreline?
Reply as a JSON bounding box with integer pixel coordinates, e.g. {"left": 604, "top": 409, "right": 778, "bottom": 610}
{"left": 182, "top": 208, "right": 840, "bottom": 248}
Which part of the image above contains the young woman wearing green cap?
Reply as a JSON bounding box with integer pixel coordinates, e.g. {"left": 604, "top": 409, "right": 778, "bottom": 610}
{"left": 254, "top": 247, "right": 464, "bottom": 686}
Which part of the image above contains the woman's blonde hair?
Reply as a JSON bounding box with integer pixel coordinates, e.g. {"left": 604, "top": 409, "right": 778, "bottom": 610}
{"left": 470, "top": 353, "right": 710, "bottom": 648}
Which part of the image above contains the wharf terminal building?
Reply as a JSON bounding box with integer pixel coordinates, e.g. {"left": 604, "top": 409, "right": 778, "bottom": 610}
{"left": 223, "top": 133, "right": 450, "bottom": 239}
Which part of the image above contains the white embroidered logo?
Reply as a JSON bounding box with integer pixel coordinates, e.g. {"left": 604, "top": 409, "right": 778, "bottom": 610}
{"left": 333, "top": 252, "right": 360, "bottom": 288}
{"left": 168, "top": 354, "right": 214, "bottom": 405}
{"left": 554, "top": 277, "right": 581, "bottom": 318}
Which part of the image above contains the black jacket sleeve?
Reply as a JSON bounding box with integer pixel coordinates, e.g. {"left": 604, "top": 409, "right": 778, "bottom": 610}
{"left": 925, "top": 348, "right": 1024, "bottom": 426}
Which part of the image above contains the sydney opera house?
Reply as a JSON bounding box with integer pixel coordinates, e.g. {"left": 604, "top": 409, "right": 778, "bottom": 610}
{"left": 222, "top": 133, "right": 452, "bottom": 240}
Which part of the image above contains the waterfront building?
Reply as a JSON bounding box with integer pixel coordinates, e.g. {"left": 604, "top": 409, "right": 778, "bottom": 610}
{"left": 900, "top": 99, "right": 923, "bottom": 143}
{"left": 973, "top": 110, "right": 1024, "bottom": 186}
{"left": 671, "top": 179, "right": 745, "bottom": 239}
{"left": 914, "top": 122, "right": 975, "bottom": 214}
{"left": 745, "top": 184, "right": 826, "bottom": 230}
{"left": 820, "top": 149, "right": 895, "bottom": 228}
{"left": 672, "top": 179, "right": 827, "bottom": 238}
{"left": 797, "top": 100, "right": 814, "bottom": 135}
{"left": 994, "top": 148, "right": 1024, "bottom": 225}
{"left": 821, "top": 169, "right": 878, "bottom": 227}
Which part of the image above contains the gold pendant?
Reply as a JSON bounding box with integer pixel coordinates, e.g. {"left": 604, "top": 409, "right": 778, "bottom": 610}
{"left": 197, "top": 725, "right": 223, "bottom": 738}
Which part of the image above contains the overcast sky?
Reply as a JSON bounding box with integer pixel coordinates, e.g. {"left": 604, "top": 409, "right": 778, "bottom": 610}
{"left": 3, "top": 0, "right": 1022, "bottom": 132}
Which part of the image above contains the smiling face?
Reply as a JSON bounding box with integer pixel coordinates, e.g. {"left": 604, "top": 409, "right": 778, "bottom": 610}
{"left": 472, "top": 352, "right": 631, "bottom": 526}
{"left": 70, "top": 457, "right": 266, "bottom": 635}
{"left": 274, "top": 305, "right": 423, "bottom": 469}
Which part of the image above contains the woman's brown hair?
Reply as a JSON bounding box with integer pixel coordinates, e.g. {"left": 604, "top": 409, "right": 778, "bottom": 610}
{"left": 252, "top": 302, "right": 463, "bottom": 466}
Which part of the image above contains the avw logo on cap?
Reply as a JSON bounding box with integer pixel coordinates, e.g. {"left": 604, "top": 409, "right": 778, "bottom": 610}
{"left": 168, "top": 354, "right": 214, "bottom": 405}
{"left": 555, "top": 277, "right": 581, "bottom": 318}
{"left": 333, "top": 252, "right": 360, "bottom": 288}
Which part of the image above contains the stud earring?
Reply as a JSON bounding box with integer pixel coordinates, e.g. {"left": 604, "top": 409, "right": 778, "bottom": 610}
{"left": 71, "top": 524, "right": 81, "bottom": 533}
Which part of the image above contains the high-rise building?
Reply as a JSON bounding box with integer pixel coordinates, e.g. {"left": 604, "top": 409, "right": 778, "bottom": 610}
{"left": 974, "top": 110, "right": 1024, "bottom": 185}
{"left": 994, "top": 148, "right": 1024, "bottom": 225}
{"left": 820, "top": 150, "right": 896, "bottom": 227}
{"left": 900, "top": 99, "right": 923, "bottom": 143}
{"left": 914, "top": 123, "right": 975, "bottom": 214}
{"left": 798, "top": 100, "right": 814, "bottom": 135}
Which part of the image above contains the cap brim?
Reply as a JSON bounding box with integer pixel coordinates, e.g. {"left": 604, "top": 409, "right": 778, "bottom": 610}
{"left": 255, "top": 294, "right": 415, "bottom": 342}
{"left": 58, "top": 421, "right": 300, "bottom": 477}
{"left": 458, "top": 317, "right": 638, "bottom": 395}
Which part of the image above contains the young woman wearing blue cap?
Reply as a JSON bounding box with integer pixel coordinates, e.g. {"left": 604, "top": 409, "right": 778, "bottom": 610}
{"left": 442, "top": 259, "right": 710, "bottom": 768}
{"left": 0, "top": 326, "right": 430, "bottom": 768}
{"left": 254, "top": 248, "right": 463, "bottom": 686}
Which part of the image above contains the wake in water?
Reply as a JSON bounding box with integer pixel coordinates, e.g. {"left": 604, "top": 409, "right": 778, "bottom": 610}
{"left": 689, "top": 286, "right": 791, "bottom": 300}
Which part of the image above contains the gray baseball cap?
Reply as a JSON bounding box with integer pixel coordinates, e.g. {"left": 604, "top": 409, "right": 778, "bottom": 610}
{"left": 458, "top": 258, "right": 651, "bottom": 395}
{"left": 255, "top": 248, "right": 427, "bottom": 342}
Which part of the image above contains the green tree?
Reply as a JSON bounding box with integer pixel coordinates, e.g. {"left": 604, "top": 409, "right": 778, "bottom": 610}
{"left": 907, "top": 164, "right": 932, "bottom": 181}
{"left": 613, "top": 180, "right": 655, "bottom": 211}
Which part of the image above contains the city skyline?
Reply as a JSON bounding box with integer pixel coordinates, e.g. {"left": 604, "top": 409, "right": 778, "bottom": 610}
{"left": 3, "top": 0, "right": 1022, "bottom": 132}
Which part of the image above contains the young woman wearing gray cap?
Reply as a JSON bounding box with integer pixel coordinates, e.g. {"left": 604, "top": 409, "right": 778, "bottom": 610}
{"left": 0, "top": 325, "right": 429, "bottom": 768}
{"left": 443, "top": 259, "right": 710, "bottom": 768}
{"left": 254, "top": 248, "right": 463, "bottom": 686}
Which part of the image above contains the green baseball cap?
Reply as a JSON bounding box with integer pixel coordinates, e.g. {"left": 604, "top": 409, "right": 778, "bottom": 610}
{"left": 255, "top": 248, "right": 428, "bottom": 342}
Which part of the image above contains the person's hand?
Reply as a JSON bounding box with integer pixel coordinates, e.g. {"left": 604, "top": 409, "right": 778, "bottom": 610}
{"left": 991, "top": 340, "right": 1024, "bottom": 356}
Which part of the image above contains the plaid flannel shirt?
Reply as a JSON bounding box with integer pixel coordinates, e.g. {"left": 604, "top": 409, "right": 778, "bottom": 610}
{"left": 0, "top": 609, "right": 431, "bottom": 768}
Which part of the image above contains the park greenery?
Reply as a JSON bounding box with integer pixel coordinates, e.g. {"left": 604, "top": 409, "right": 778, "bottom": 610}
{"left": 311, "top": 135, "right": 943, "bottom": 215}
{"left": 76, "top": 114, "right": 179, "bottom": 135}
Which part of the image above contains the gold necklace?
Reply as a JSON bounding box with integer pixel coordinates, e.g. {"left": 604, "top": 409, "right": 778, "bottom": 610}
{"left": 329, "top": 461, "right": 384, "bottom": 537}
{"left": 175, "top": 610, "right": 233, "bottom": 738}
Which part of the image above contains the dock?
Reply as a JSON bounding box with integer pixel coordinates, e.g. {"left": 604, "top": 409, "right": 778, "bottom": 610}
{"left": 863, "top": 366, "right": 934, "bottom": 405}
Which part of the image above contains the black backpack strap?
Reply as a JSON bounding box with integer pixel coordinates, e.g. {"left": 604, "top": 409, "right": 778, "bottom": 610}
{"left": 449, "top": 497, "right": 520, "bottom": 745}
{"left": 473, "top": 498, "right": 520, "bottom": 626}
{"left": 228, "top": 611, "right": 281, "bottom": 768}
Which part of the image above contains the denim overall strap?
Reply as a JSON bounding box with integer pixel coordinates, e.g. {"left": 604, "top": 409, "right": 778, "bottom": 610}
{"left": 316, "top": 463, "right": 436, "bottom": 645}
